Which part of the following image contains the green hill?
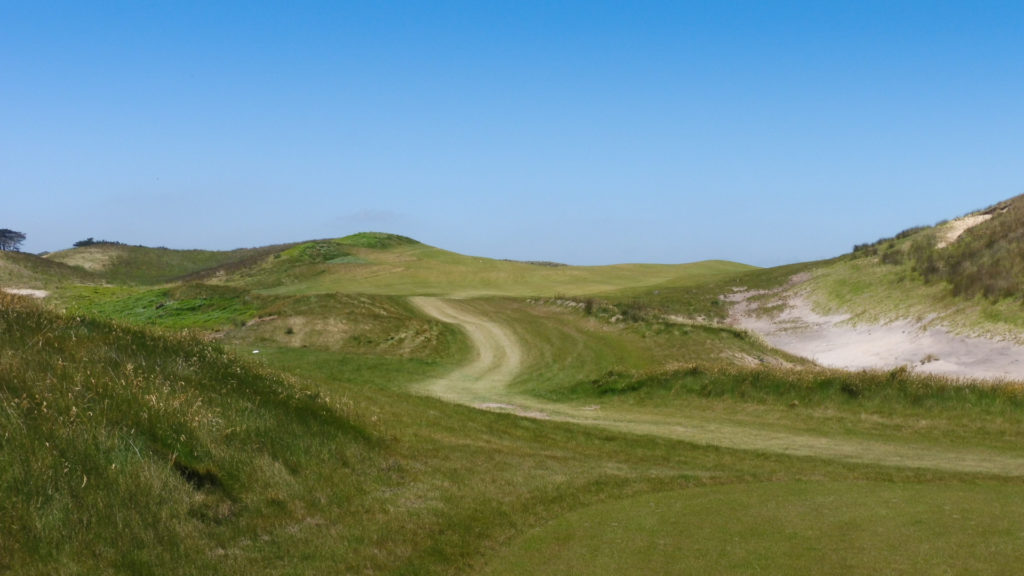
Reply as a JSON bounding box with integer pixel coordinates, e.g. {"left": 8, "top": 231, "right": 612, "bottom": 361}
{"left": 46, "top": 242, "right": 295, "bottom": 285}
{"left": 227, "top": 233, "right": 755, "bottom": 298}
{"left": 798, "top": 194, "right": 1024, "bottom": 337}
{"left": 0, "top": 250, "right": 94, "bottom": 288}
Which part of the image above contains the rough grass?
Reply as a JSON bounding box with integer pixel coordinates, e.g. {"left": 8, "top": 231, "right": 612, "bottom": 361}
{"left": 807, "top": 195, "right": 1024, "bottom": 338}
{"left": 552, "top": 364, "right": 1024, "bottom": 449}
{"left": 47, "top": 243, "right": 292, "bottom": 285}
{"left": 448, "top": 298, "right": 806, "bottom": 400}
{"left": 804, "top": 257, "right": 1024, "bottom": 341}
{"left": 0, "top": 293, "right": 371, "bottom": 574}
{"left": 0, "top": 250, "right": 94, "bottom": 287}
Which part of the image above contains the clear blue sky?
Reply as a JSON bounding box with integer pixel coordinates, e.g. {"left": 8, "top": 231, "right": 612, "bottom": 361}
{"left": 2, "top": 1, "right": 1021, "bottom": 266}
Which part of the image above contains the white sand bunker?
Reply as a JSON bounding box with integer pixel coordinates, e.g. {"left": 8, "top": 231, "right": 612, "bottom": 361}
{"left": 2, "top": 288, "right": 50, "bottom": 299}
{"left": 727, "top": 285, "right": 1024, "bottom": 382}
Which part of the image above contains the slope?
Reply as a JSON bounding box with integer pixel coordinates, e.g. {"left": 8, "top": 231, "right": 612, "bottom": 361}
{"left": 234, "top": 233, "right": 754, "bottom": 298}
{"left": 729, "top": 194, "right": 1024, "bottom": 378}
{"left": 0, "top": 292, "right": 373, "bottom": 573}
{"left": 0, "top": 250, "right": 95, "bottom": 288}
{"left": 46, "top": 242, "right": 294, "bottom": 285}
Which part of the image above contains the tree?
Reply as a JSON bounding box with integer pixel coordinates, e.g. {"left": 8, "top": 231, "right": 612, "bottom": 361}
{"left": 0, "top": 229, "right": 26, "bottom": 252}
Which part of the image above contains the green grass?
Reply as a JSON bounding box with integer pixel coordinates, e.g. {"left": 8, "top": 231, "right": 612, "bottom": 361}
{"left": 802, "top": 195, "right": 1024, "bottom": 339}
{"left": 547, "top": 364, "right": 1024, "bottom": 452}
{"left": 804, "top": 257, "right": 1024, "bottom": 341}
{"left": 11, "top": 227, "right": 1024, "bottom": 575}
{"left": 482, "top": 481, "right": 1024, "bottom": 576}
{"left": 46, "top": 243, "right": 292, "bottom": 285}
{"left": 448, "top": 298, "right": 806, "bottom": 400}
{"left": 239, "top": 238, "right": 754, "bottom": 298}
{"left": 0, "top": 292, "right": 372, "bottom": 574}
{"left": 11, "top": 291, "right": 933, "bottom": 575}
{"left": 0, "top": 250, "right": 94, "bottom": 287}
{"left": 57, "top": 283, "right": 262, "bottom": 330}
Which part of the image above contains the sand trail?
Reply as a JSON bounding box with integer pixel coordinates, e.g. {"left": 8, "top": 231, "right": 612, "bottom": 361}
{"left": 411, "top": 297, "right": 1024, "bottom": 476}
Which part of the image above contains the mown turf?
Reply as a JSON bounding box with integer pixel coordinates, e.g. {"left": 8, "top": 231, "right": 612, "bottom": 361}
{"left": 481, "top": 481, "right": 1024, "bottom": 576}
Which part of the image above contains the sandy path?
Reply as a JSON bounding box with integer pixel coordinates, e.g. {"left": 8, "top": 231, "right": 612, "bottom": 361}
{"left": 409, "top": 297, "right": 547, "bottom": 417}
{"left": 411, "top": 297, "right": 1024, "bottom": 476}
{"left": 727, "top": 287, "right": 1024, "bottom": 381}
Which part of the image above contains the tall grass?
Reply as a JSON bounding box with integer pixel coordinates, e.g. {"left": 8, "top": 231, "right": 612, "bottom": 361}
{"left": 0, "top": 293, "right": 370, "bottom": 573}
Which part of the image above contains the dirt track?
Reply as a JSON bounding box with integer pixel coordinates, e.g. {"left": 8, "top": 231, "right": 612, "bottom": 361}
{"left": 409, "top": 297, "right": 525, "bottom": 405}
{"left": 411, "top": 297, "right": 1024, "bottom": 477}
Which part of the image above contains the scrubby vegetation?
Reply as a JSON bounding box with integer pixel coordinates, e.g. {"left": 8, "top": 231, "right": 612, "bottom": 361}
{"left": 848, "top": 196, "right": 1024, "bottom": 301}
{"left": 929, "top": 199, "right": 1023, "bottom": 299}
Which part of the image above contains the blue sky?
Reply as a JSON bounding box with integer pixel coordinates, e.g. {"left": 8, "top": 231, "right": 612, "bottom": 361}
{"left": 2, "top": 2, "right": 1021, "bottom": 266}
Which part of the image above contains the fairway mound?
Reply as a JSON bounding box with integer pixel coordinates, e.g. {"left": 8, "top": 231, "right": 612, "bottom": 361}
{"left": 727, "top": 278, "right": 1024, "bottom": 381}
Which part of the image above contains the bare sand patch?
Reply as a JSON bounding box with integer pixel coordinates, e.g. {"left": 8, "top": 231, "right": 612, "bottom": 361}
{"left": 937, "top": 214, "right": 992, "bottom": 248}
{"left": 2, "top": 288, "right": 50, "bottom": 299}
{"left": 728, "top": 281, "right": 1024, "bottom": 382}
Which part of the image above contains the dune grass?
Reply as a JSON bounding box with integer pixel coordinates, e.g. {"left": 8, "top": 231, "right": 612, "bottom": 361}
{"left": 804, "top": 257, "right": 1024, "bottom": 341}
{"left": 0, "top": 250, "right": 94, "bottom": 288}
{"left": 46, "top": 243, "right": 291, "bottom": 285}
{"left": 0, "top": 292, "right": 372, "bottom": 574}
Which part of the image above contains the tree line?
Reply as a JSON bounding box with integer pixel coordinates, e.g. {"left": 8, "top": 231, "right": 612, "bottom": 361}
{"left": 0, "top": 229, "right": 26, "bottom": 252}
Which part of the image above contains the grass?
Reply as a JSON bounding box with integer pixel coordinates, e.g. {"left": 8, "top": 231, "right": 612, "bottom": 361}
{"left": 237, "top": 237, "right": 754, "bottom": 298}
{"left": 0, "top": 292, "right": 372, "bottom": 574}
{"left": 481, "top": 481, "right": 1024, "bottom": 576}
{"left": 57, "top": 284, "right": 262, "bottom": 330}
{"left": 46, "top": 243, "right": 292, "bottom": 285}
{"left": 9, "top": 291, "right": 924, "bottom": 575}
{"left": 803, "top": 195, "right": 1024, "bottom": 339}
{"left": 804, "top": 257, "right": 1024, "bottom": 341}
{"left": 447, "top": 298, "right": 807, "bottom": 400}
{"left": 0, "top": 250, "right": 94, "bottom": 288}
{"left": 10, "top": 227, "right": 1024, "bottom": 574}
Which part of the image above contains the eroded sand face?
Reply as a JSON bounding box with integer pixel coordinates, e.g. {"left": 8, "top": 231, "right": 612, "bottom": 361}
{"left": 727, "top": 284, "right": 1024, "bottom": 382}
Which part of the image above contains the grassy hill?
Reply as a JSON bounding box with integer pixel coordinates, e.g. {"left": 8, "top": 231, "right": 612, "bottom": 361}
{"left": 225, "top": 232, "right": 755, "bottom": 298}
{"left": 8, "top": 218, "right": 1024, "bottom": 574}
{"left": 46, "top": 242, "right": 295, "bottom": 285}
{"left": 0, "top": 250, "right": 94, "bottom": 288}
{"left": 796, "top": 195, "right": 1024, "bottom": 338}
